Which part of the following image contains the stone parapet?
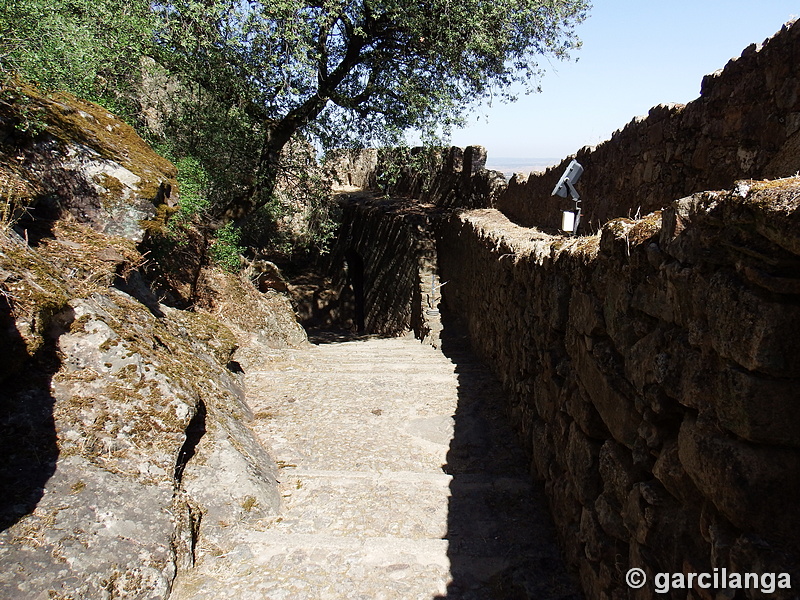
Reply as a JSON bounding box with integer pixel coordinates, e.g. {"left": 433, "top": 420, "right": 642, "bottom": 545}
{"left": 437, "top": 178, "right": 800, "bottom": 598}
{"left": 497, "top": 20, "right": 800, "bottom": 232}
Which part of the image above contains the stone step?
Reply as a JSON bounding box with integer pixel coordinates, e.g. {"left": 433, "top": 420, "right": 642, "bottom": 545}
{"left": 253, "top": 415, "right": 453, "bottom": 473}
{"left": 171, "top": 335, "right": 580, "bottom": 600}
{"left": 258, "top": 339, "right": 480, "bottom": 364}
{"left": 268, "top": 468, "right": 541, "bottom": 543}
{"left": 174, "top": 531, "right": 576, "bottom": 600}
{"left": 172, "top": 534, "right": 453, "bottom": 599}
{"left": 251, "top": 357, "right": 464, "bottom": 373}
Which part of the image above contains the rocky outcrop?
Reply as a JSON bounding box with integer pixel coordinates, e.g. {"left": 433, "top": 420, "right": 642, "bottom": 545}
{"left": 193, "top": 265, "right": 308, "bottom": 370}
{"left": 0, "top": 88, "right": 299, "bottom": 599}
{"left": 0, "top": 218, "right": 286, "bottom": 599}
{"left": 437, "top": 178, "right": 800, "bottom": 598}
{"left": 0, "top": 81, "right": 177, "bottom": 242}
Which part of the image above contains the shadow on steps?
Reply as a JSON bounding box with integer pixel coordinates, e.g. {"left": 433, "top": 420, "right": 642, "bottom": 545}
{"left": 436, "top": 310, "right": 582, "bottom": 600}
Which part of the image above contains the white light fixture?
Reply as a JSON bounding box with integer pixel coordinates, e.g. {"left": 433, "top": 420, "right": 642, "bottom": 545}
{"left": 551, "top": 159, "right": 584, "bottom": 236}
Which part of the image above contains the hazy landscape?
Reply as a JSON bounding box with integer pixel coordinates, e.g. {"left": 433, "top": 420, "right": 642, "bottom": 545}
{"left": 484, "top": 157, "right": 561, "bottom": 179}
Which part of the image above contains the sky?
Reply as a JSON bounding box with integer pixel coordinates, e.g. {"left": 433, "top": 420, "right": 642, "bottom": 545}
{"left": 449, "top": 1, "right": 800, "bottom": 162}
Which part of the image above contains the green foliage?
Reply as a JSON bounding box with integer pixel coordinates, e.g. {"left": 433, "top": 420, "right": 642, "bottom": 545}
{"left": 153, "top": 0, "right": 588, "bottom": 147}
{"left": 172, "top": 156, "right": 211, "bottom": 223}
{"left": 209, "top": 222, "right": 244, "bottom": 272}
{"left": 6, "top": 93, "right": 47, "bottom": 136}
{"left": 375, "top": 146, "right": 445, "bottom": 194}
{"left": 2, "top": 0, "right": 590, "bottom": 261}
{"left": 241, "top": 144, "right": 340, "bottom": 258}
{"left": 152, "top": 0, "right": 590, "bottom": 218}
{"left": 0, "top": 0, "right": 156, "bottom": 121}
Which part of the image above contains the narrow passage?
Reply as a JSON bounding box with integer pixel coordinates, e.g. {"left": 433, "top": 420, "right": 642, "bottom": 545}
{"left": 172, "top": 331, "right": 579, "bottom": 599}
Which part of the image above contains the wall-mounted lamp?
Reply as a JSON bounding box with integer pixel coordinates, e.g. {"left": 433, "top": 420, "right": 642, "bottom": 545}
{"left": 551, "top": 159, "right": 584, "bottom": 235}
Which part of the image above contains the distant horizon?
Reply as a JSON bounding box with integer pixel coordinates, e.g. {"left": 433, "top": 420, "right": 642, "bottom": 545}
{"left": 484, "top": 156, "right": 561, "bottom": 179}
{"left": 449, "top": 3, "right": 798, "bottom": 158}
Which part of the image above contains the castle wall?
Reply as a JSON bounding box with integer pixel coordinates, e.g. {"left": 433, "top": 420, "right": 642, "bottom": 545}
{"left": 498, "top": 20, "right": 800, "bottom": 232}
{"left": 327, "top": 21, "right": 800, "bottom": 598}
{"left": 437, "top": 183, "right": 800, "bottom": 598}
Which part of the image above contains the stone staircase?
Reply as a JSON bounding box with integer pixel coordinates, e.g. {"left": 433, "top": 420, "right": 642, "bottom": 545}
{"left": 170, "top": 333, "right": 579, "bottom": 599}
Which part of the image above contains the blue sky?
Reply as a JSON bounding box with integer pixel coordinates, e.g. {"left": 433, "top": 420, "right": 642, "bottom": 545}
{"left": 450, "top": 1, "right": 799, "bottom": 161}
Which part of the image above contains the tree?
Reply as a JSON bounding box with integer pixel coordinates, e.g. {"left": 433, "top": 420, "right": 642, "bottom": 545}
{"left": 152, "top": 0, "right": 589, "bottom": 223}
{"left": 0, "top": 0, "right": 156, "bottom": 120}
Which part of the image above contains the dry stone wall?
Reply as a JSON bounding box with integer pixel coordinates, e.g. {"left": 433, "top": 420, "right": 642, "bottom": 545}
{"left": 437, "top": 179, "right": 800, "bottom": 599}
{"left": 319, "top": 196, "right": 445, "bottom": 342}
{"left": 497, "top": 20, "right": 800, "bottom": 232}
{"left": 381, "top": 145, "right": 507, "bottom": 209}
{"left": 325, "top": 20, "right": 800, "bottom": 600}
{"left": 325, "top": 148, "right": 378, "bottom": 190}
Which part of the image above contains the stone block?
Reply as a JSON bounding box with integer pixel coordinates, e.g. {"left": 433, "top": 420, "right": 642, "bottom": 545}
{"left": 580, "top": 507, "right": 617, "bottom": 562}
{"left": 652, "top": 439, "right": 701, "bottom": 505}
{"left": 678, "top": 417, "right": 800, "bottom": 541}
{"left": 579, "top": 560, "right": 612, "bottom": 600}
{"left": 624, "top": 329, "right": 666, "bottom": 393}
{"left": 531, "top": 419, "right": 556, "bottom": 481}
{"left": 716, "top": 364, "right": 800, "bottom": 446}
{"left": 570, "top": 288, "right": 606, "bottom": 336}
{"left": 572, "top": 337, "right": 641, "bottom": 448}
{"left": 594, "top": 493, "right": 628, "bottom": 542}
{"left": 624, "top": 480, "right": 706, "bottom": 576}
{"left": 566, "top": 422, "right": 602, "bottom": 505}
{"left": 706, "top": 270, "right": 800, "bottom": 377}
{"left": 631, "top": 277, "right": 674, "bottom": 323}
{"left": 599, "top": 440, "right": 640, "bottom": 507}
{"left": 729, "top": 533, "right": 800, "bottom": 596}
{"left": 565, "top": 386, "right": 610, "bottom": 441}
{"left": 546, "top": 474, "right": 584, "bottom": 565}
{"left": 462, "top": 145, "right": 487, "bottom": 178}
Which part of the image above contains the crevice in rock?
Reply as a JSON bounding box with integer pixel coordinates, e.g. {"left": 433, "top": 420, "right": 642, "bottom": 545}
{"left": 226, "top": 360, "right": 244, "bottom": 374}
{"left": 174, "top": 399, "right": 207, "bottom": 484}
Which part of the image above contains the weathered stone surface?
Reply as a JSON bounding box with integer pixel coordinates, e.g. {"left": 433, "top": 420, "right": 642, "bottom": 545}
{"left": 715, "top": 363, "right": 800, "bottom": 446}
{"left": 651, "top": 439, "right": 700, "bottom": 505}
{"left": 427, "top": 177, "right": 800, "bottom": 598}
{"left": 194, "top": 266, "right": 307, "bottom": 370}
{"left": 0, "top": 221, "right": 282, "bottom": 599}
{"left": 598, "top": 441, "right": 638, "bottom": 508}
{"left": 0, "top": 456, "right": 176, "bottom": 600}
{"left": 705, "top": 269, "right": 800, "bottom": 376}
{"left": 0, "top": 83, "right": 177, "bottom": 242}
{"left": 572, "top": 338, "right": 640, "bottom": 449}
{"left": 566, "top": 423, "right": 602, "bottom": 505}
{"left": 678, "top": 417, "right": 800, "bottom": 542}
{"left": 170, "top": 335, "right": 579, "bottom": 599}
{"left": 325, "top": 148, "right": 378, "bottom": 190}
{"left": 321, "top": 26, "right": 800, "bottom": 596}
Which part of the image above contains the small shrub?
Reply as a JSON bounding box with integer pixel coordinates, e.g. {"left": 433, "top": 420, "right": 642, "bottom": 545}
{"left": 172, "top": 156, "right": 211, "bottom": 224}
{"left": 209, "top": 222, "right": 244, "bottom": 273}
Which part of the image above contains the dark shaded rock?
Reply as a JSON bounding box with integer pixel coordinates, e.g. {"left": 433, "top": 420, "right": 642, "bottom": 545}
{"left": 678, "top": 416, "right": 800, "bottom": 542}
{"left": 0, "top": 82, "right": 177, "bottom": 242}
